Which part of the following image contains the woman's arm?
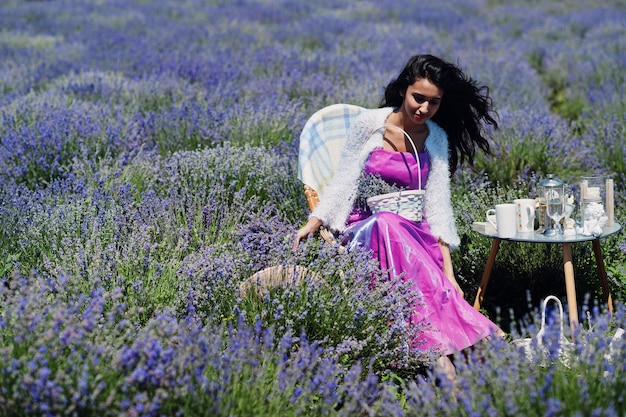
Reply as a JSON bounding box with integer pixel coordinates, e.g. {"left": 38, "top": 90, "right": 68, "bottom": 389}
{"left": 438, "top": 240, "right": 464, "bottom": 297}
{"left": 422, "top": 120, "right": 461, "bottom": 249}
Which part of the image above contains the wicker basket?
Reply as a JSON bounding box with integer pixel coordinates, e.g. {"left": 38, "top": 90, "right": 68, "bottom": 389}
{"left": 367, "top": 189, "right": 425, "bottom": 222}
{"left": 365, "top": 125, "right": 425, "bottom": 222}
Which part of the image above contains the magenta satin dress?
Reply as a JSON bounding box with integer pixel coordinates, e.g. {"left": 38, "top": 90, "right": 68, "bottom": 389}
{"left": 342, "top": 149, "right": 497, "bottom": 355}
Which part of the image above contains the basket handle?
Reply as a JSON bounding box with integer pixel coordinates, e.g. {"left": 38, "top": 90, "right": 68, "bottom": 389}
{"left": 536, "top": 295, "right": 565, "bottom": 344}
{"left": 368, "top": 125, "right": 422, "bottom": 190}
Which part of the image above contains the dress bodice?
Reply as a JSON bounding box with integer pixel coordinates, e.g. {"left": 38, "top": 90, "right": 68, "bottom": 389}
{"left": 364, "top": 148, "right": 430, "bottom": 190}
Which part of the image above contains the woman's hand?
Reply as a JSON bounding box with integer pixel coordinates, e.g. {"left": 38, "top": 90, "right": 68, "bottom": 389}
{"left": 446, "top": 273, "right": 464, "bottom": 298}
{"left": 293, "top": 216, "right": 323, "bottom": 249}
{"left": 438, "top": 240, "right": 464, "bottom": 298}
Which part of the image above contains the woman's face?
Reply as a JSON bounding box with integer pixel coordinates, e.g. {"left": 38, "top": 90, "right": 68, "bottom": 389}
{"left": 401, "top": 77, "right": 442, "bottom": 126}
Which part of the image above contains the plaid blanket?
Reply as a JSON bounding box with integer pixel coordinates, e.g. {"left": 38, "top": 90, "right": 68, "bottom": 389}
{"left": 298, "top": 103, "right": 366, "bottom": 196}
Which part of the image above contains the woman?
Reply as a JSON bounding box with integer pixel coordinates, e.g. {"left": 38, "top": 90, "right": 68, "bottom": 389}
{"left": 294, "top": 54, "right": 500, "bottom": 377}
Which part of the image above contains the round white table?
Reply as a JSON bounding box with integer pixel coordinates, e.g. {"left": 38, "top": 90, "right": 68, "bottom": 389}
{"left": 473, "top": 223, "right": 622, "bottom": 333}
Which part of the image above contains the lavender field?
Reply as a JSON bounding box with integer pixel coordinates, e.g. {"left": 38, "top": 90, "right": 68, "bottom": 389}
{"left": 1, "top": 0, "right": 626, "bottom": 415}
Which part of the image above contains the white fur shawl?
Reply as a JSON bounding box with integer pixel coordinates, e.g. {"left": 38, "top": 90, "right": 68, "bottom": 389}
{"left": 311, "top": 107, "right": 461, "bottom": 249}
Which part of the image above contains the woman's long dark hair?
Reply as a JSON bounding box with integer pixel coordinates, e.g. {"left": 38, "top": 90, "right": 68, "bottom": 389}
{"left": 380, "top": 54, "right": 498, "bottom": 173}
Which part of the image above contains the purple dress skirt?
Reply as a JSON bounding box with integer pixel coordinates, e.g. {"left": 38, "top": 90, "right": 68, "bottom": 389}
{"left": 342, "top": 149, "right": 497, "bottom": 355}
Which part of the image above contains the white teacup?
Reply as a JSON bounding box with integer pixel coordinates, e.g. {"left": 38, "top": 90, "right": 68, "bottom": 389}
{"left": 514, "top": 198, "right": 537, "bottom": 233}
{"left": 487, "top": 204, "right": 517, "bottom": 238}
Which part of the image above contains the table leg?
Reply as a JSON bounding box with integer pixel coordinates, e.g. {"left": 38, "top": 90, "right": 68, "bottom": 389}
{"left": 591, "top": 239, "right": 614, "bottom": 314}
{"left": 562, "top": 243, "right": 579, "bottom": 333}
{"left": 473, "top": 238, "right": 501, "bottom": 310}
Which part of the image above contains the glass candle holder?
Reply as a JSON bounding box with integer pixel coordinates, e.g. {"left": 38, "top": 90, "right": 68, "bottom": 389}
{"left": 580, "top": 176, "right": 606, "bottom": 236}
{"left": 538, "top": 174, "right": 565, "bottom": 236}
